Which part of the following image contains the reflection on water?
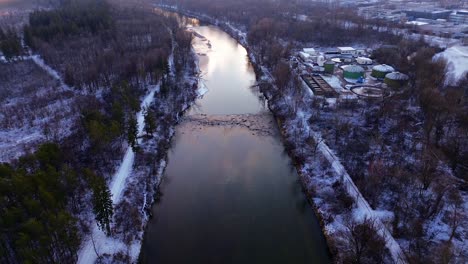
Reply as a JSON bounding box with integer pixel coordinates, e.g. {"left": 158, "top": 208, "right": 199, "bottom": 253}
{"left": 189, "top": 26, "right": 264, "bottom": 115}
{"left": 140, "top": 20, "right": 330, "bottom": 264}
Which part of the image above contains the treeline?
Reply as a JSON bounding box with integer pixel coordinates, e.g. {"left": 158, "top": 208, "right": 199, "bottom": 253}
{"left": 24, "top": 0, "right": 113, "bottom": 45}
{"left": 161, "top": 0, "right": 401, "bottom": 47}
{"left": 25, "top": 1, "right": 172, "bottom": 90}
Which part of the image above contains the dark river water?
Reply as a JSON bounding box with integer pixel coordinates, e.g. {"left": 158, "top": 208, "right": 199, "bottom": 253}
{"left": 140, "top": 21, "right": 330, "bottom": 264}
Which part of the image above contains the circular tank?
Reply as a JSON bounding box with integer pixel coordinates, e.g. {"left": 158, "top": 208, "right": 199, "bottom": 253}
{"left": 384, "top": 72, "right": 409, "bottom": 88}
{"left": 324, "top": 61, "right": 335, "bottom": 74}
{"left": 343, "top": 65, "right": 365, "bottom": 79}
{"left": 371, "top": 64, "right": 395, "bottom": 79}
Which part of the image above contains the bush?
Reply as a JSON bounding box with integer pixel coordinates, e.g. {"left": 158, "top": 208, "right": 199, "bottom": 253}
{"left": 333, "top": 180, "right": 355, "bottom": 212}
{"left": 342, "top": 218, "right": 387, "bottom": 264}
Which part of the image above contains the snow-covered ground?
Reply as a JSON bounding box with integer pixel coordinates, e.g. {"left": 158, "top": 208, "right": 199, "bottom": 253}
{"left": 0, "top": 55, "right": 77, "bottom": 162}
{"left": 77, "top": 85, "right": 159, "bottom": 264}
{"left": 434, "top": 45, "right": 468, "bottom": 85}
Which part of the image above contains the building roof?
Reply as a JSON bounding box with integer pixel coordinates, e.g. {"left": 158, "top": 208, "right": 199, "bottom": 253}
{"left": 299, "top": 52, "right": 310, "bottom": 58}
{"left": 385, "top": 72, "right": 409, "bottom": 80}
{"left": 373, "top": 64, "right": 395, "bottom": 72}
{"left": 357, "top": 57, "right": 372, "bottom": 61}
{"left": 303, "top": 48, "right": 316, "bottom": 53}
{"left": 343, "top": 65, "right": 365, "bottom": 73}
{"left": 338, "top": 47, "right": 356, "bottom": 51}
{"left": 406, "top": 21, "right": 429, "bottom": 26}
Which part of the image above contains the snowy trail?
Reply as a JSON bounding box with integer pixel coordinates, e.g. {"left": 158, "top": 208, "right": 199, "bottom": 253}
{"left": 77, "top": 85, "right": 159, "bottom": 264}
{"left": 110, "top": 87, "right": 158, "bottom": 203}
{"left": 30, "top": 55, "right": 72, "bottom": 91}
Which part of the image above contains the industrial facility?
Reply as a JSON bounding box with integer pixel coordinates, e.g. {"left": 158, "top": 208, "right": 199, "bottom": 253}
{"left": 294, "top": 43, "right": 411, "bottom": 102}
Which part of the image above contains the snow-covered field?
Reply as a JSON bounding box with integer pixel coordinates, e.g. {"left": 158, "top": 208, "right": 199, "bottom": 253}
{"left": 434, "top": 45, "right": 468, "bottom": 85}
{"left": 0, "top": 56, "right": 78, "bottom": 162}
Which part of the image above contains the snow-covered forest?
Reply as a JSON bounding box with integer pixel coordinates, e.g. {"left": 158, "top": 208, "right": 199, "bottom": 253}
{"left": 0, "top": 0, "right": 199, "bottom": 263}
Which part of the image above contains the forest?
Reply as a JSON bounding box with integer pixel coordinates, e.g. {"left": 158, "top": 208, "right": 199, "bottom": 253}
{"left": 0, "top": 0, "right": 197, "bottom": 262}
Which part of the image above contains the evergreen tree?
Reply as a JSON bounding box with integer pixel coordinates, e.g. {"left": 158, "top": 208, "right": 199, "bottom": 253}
{"left": 0, "top": 144, "right": 80, "bottom": 263}
{"left": 23, "top": 25, "right": 34, "bottom": 48}
{"left": 127, "top": 116, "right": 138, "bottom": 151}
{"left": 0, "top": 29, "right": 21, "bottom": 60}
{"left": 143, "top": 107, "right": 156, "bottom": 136}
{"left": 90, "top": 174, "right": 113, "bottom": 236}
{"left": 0, "top": 27, "right": 5, "bottom": 41}
{"left": 160, "top": 76, "right": 169, "bottom": 97}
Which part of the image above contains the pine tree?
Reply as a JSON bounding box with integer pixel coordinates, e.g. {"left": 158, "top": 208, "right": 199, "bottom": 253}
{"left": 143, "top": 107, "right": 156, "bottom": 137}
{"left": 0, "top": 29, "right": 21, "bottom": 60}
{"left": 127, "top": 116, "right": 138, "bottom": 151}
{"left": 0, "top": 27, "right": 5, "bottom": 41}
{"left": 91, "top": 176, "right": 113, "bottom": 236}
{"left": 23, "top": 25, "right": 34, "bottom": 48}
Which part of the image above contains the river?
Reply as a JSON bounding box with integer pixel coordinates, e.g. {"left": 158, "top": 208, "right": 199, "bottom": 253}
{"left": 140, "top": 20, "right": 330, "bottom": 263}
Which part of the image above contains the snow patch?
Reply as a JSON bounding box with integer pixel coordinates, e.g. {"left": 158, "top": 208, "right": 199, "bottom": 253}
{"left": 197, "top": 81, "right": 209, "bottom": 96}
{"left": 434, "top": 45, "right": 468, "bottom": 85}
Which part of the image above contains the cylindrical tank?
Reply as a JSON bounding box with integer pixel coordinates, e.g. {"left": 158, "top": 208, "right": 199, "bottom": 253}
{"left": 384, "top": 72, "right": 409, "bottom": 88}
{"left": 371, "top": 64, "right": 395, "bottom": 79}
{"left": 343, "top": 65, "right": 365, "bottom": 79}
{"left": 324, "top": 61, "right": 335, "bottom": 74}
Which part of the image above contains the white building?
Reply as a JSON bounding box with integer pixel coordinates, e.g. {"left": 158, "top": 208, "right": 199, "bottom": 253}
{"left": 337, "top": 47, "right": 357, "bottom": 56}
{"left": 299, "top": 52, "right": 311, "bottom": 61}
{"left": 303, "top": 48, "right": 317, "bottom": 55}
{"left": 356, "top": 57, "right": 373, "bottom": 65}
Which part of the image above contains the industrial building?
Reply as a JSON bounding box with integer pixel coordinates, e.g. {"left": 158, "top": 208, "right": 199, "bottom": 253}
{"left": 404, "top": 9, "right": 452, "bottom": 20}
{"left": 450, "top": 10, "right": 468, "bottom": 24}
{"left": 357, "top": 57, "right": 372, "bottom": 65}
{"left": 337, "top": 47, "right": 357, "bottom": 56}
{"left": 303, "top": 48, "right": 317, "bottom": 55}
